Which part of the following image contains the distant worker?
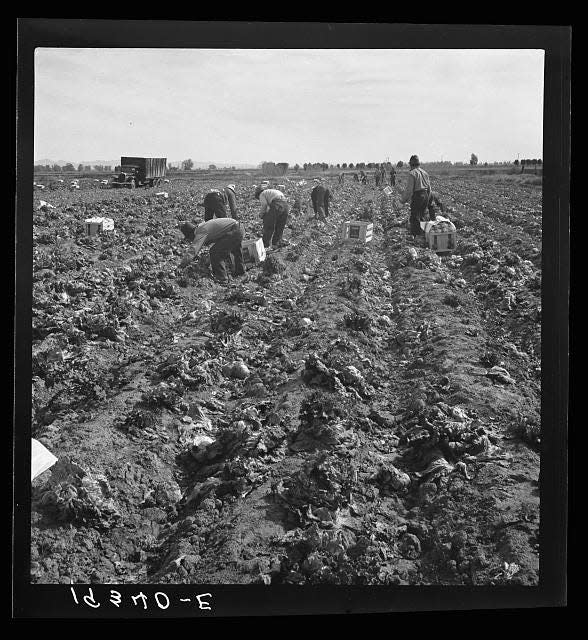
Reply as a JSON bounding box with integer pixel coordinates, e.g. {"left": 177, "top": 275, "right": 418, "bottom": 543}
{"left": 338, "top": 172, "right": 345, "bottom": 184}
{"left": 311, "top": 179, "right": 331, "bottom": 221}
{"left": 389, "top": 165, "right": 396, "bottom": 187}
{"left": 353, "top": 173, "right": 359, "bottom": 182}
{"left": 179, "top": 218, "right": 245, "bottom": 284}
{"left": 400, "top": 155, "right": 432, "bottom": 235}
{"left": 380, "top": 166, "right": 387, "bottom": 185}
{"left": 255, "top": 186, "right": 290, "bottom": 250}
{"left": 375, "top": 171, "right": 381, "bottom": 187}
{"left": 224, "top": 184, "right": 239, "bottom": 219}
{"left": 360, "top": 170, "right": 367, "bottom": 185}
{"left": 202, "top": 188, "right": 228, "bottom": 221}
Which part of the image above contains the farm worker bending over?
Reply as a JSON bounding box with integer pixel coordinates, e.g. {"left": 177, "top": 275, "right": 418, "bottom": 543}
{"left": 311, "top": 179, "right": 331, "bottom": 221}
{"left": 400, "top": 155, "right": 432, "bottom": 235}
{"left": 224, "top": 184, "right": 239, "bottom": 219}
{"left": 180, "top": 218, "right": 245, "bottom": 284}
{"left": 255, "top": 186, "right": 290, "bottom": 250}
{"left": 201, "top": 189, "right": 229, "bottom": 221}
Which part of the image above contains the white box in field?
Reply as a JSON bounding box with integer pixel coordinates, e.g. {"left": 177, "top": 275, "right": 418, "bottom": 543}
{"left": 85, "top": 217, "right": 115, "bottom": 236}
{"left": 421, "top": 216, "right": 457, "bottom": 253}
{"left": 241, "top": 238, "right": 266, "bottom": 263}
{"left": 428, "top": 230, "right": 457, "bottom": 252}
{"left": 340, "top": 221, "right": 373, "bottom": 243}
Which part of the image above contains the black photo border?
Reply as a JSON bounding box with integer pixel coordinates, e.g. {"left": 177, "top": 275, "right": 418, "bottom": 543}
{"left": 14, "top": 20, "right": 569, "bottom": 618}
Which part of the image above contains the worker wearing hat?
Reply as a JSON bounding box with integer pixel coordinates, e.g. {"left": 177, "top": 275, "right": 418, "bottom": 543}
{"left": 255, "top": 185, "right": 289, "bottom": 249}
{"left": 179, "top": 217, "right": 245, "bottom": 284}
{"left": 311, "top": 179, "right": 331, "bottom": 222}
{"left": 400, "top": 155, "right": 432, "bottom": 236}
{"left": 201, "top": 188, "right": 229, "bottom": 221}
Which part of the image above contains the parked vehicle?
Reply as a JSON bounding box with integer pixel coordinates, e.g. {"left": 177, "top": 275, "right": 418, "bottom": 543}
{"left": 110, "top": 157, "right": 167, "bottom": 188}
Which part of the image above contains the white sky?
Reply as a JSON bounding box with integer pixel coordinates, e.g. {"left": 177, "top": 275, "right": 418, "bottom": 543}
{"left": 34, "top": 48, "right": 544, "bottom": 165}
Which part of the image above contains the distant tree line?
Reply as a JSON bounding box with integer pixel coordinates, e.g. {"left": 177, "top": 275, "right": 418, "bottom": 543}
{"left": 514, "top": 158, "right": 542, "bottom": 174}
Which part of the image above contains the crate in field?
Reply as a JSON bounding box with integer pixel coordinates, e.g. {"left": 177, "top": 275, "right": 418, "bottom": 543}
{"left": 428, "top": 230, "right": 457, "bottom": 252}
{"left": 383, "top": 186, "right": 393, "bottom": 196}
{"left": 340, "top": 220, "right": 373, "bottom": 243}
{"left": 421, "top": 217, "right": 457, "bottom": 253}
{"left": 277, "top": 184, "right": 286, "bottom": 190}
{"left": 85, "top": 217, "right": 115, "bottom": 236}
{"left": 241, "top": 238, "right": 266, "bottom": 263}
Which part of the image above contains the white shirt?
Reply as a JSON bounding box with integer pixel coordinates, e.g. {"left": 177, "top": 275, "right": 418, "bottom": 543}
{"left": 259, "top": 189, "right": 285, "bottom": 215}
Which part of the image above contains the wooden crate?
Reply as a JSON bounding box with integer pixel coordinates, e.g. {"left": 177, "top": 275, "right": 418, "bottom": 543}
{"left": 84, "top": 217, "right": 115, "bottom": 236}
{"left": 241, "top": 238, "right": 266, "bottom": 263}
{"left": 340, "top": 221, "right": 373, "bottom": 243}
{"left": 427, "top": 230, "right": 457, "bottom": 253}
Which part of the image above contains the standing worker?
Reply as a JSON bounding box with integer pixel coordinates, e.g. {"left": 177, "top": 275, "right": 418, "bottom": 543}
{"left": 380, "top": 165, "right": 387, "bottom": 185}
{"left": 179, "top": 218, "right": 245, "bottom": 284}
{"left": 400, "top": 155, "right": 432, "bottom": 236}
{"left": 375, "top": 171, "right": 381, "bottom": 187}
{"left": 311, "top": 179, "right": 331, "bottom": 221}
{"left": 338, "top": 172, "right": 345, "bottom": 184}
{"left": 389, "top": 165, "right": 396, "bottom": 187}
{"left": 224, "top": 184, "right": 239, "bottom": 219}
{"left": 255, "top": 185, "right": 290, "bottom": 250}
{"left": 202, "top": 188, "right": 229, "bottom": 221}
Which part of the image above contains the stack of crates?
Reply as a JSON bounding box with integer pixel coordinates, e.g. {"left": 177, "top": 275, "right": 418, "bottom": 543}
{"left": 241, "top": 238, "right": 266, "bottom": 264}
{"left": 84, "top": 217, "right": 115, "bottom": 236}
{"left": 340, "top": 220, "right": 373, "bottom": 244}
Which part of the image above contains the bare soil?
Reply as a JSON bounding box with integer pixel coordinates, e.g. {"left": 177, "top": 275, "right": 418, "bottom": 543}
{"left": 30, "top": 174, "right": 541, "bottom": 585}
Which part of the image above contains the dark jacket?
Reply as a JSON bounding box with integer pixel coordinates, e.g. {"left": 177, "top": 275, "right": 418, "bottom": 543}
{"left": 203, "top": 190, "right": 228, "bottom": 221}
{"left": 311, "top": 184, "right": 331, "bottom": 212}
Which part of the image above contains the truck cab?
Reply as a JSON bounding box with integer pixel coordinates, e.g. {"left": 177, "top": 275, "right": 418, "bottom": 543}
{"left": 122, "top": 166, "right": 139, "bottom": 186}
{"left": 110, "top": 157, "right": 166, "bottom": 188}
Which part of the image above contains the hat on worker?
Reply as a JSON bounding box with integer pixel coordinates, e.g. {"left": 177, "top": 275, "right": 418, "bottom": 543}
{"left": 227, "top": 184, "right": 236, "bottom": 192}
{"left": 409, "top": 155, "right": 420, "bottom": 167}
{"left": 254, "top": 186, "right": 265, "bottom": 199}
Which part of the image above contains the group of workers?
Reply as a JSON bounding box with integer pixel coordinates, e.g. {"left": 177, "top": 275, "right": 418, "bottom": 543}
{"left": 179, "top": 155, "right": 443, "bottom": 283}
